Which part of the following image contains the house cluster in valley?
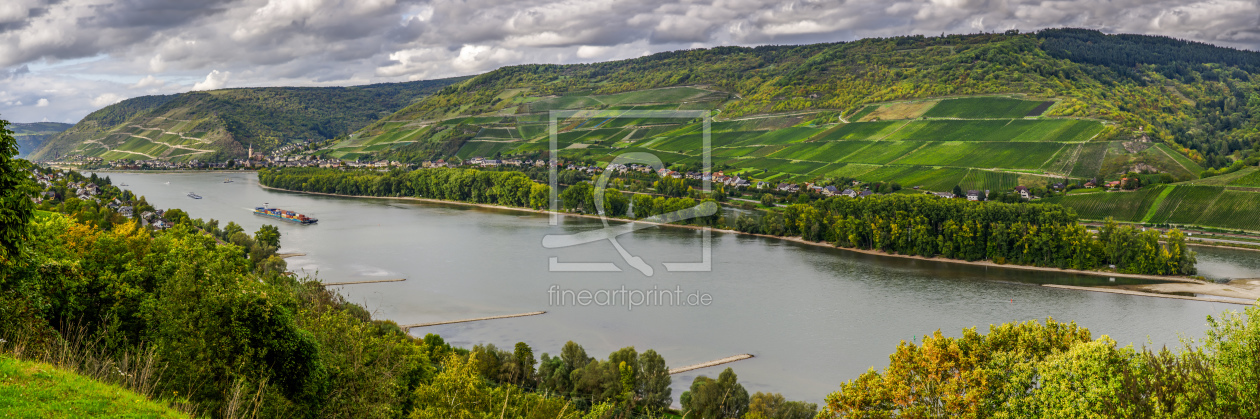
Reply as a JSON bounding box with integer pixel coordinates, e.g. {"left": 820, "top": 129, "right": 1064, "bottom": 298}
{"left": 30, "top": 168, "right": 174, "bottom": 229}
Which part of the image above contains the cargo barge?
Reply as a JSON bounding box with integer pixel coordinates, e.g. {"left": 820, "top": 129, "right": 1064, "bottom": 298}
{"left": 254, "top": 204, "right": 317, "bottom": 225}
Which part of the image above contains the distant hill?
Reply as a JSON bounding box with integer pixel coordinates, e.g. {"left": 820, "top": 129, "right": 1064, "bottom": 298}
{"left": 10, "top": 122, "right": 73, "bottom": 158}
{"left": 27, "top": 77, "right": 468, "bottom": 162}
{"left": 340, "top": 28, "right": 1260, "bottom": 178}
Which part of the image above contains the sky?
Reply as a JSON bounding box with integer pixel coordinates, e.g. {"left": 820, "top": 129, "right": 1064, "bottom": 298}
{"left": 2, "top": 0, "right": 1258, "bottom": 124}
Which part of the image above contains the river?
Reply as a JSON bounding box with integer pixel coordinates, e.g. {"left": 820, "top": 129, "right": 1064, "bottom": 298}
{"left": 103, "top": 171, "right": 1258, "bottom": 405}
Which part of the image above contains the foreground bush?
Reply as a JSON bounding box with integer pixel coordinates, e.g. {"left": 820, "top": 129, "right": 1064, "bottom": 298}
{"left": 821, "top": 311, "right": 1260, "bottom": 419}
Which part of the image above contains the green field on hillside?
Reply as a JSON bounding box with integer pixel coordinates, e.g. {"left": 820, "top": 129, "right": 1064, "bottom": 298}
{"left": 769, "top": 141, "right": 872, "bottom": 161}
{"left": 1070, "top": 142, "right": 1109, "bottom": 178}
{"left": 1047, "top": 183, "right": 1260, "bottom": 231}
{"left": 1197, "top": 191, "right": 1260, "bottom": 230}
{"left": 1230, "top": 168, "right": 1260, "bottom": 186}
{"left": 839, "top": 141, "right": 922, "bottom": 165}
{"left": 476, "top": 127, "right": 518, "bottom": 139}
{"left": 821, "top": 163, "right": 880, "bottom": 178}
{"left": 1147, "top": 186, "right": 1224, "bottom": 224}
{"left": 455, "top": 141, "right": 519, "bottom": 159}
{"left": 897, "top": 142, "right": 1065, "bottom": 169}
{"left": 922, "top": 97, "right": 1049, "bottom": 118}
{"left": 817, "top": 121, "right": 905, "bottom": 141}
{"left": 959, "top": 170, "right": 1022, "bottom": 191}
{"left": 848, "top": 105, "right": 878, "bottom": 121}
{"left": 740, "top": 127, "right": 824, "bottom": 145}
{"left": 1047, "top": 187, "right": 1167, "bottom": 222}
{"left": 855, "top": 166, "right": 971, "bottom": 191}
{"left": 887, "top": 119, "right": 1102, "bottom": 142}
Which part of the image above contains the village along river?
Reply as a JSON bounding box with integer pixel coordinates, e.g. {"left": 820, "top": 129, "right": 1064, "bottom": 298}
{"left": 103, "top": 171, "right": 1258, "bottom": 405}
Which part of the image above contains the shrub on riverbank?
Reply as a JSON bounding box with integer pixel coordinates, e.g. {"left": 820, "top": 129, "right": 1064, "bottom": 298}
{"left": 820, "top": 311, "right": 1260, "bottom": 418}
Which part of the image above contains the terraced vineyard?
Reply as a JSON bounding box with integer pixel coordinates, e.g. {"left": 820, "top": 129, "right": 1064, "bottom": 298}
{"left": 1227, "top": 168, "right": 1260, "bottom": 186}
{"left": 1046, "top": 183, "right": 1260, "bottom": 232}
{"left": 1146, "top": 186, "right": 1224, "bottom": 224}
{"left": 886, "top": 119, "right": 1101, "bottom": 142}
{"left": 922, "top": 97, "right": 1053, "bottom": 118}
{"left": 342, "top": 91, "right": 1206, "bottom": 195}
{"left": 1197, "top": 191, "right": 1260, "bottom": 230}
{"left": 1047, "top": 187, "right": 1168, "bottom": 222}
{"left": 1069, "top": 142, "right": 1109, "bottom": 178}
{"left": 32, "top": 77, "right": 466, "bottom": 162}
{"left": 73, "top": 117, "right": 219, "bottom": 162}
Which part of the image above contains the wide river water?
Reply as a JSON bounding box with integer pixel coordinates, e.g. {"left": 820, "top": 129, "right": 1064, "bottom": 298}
{"left": 104, "top": 171, "right": 1260, "bottom": 405}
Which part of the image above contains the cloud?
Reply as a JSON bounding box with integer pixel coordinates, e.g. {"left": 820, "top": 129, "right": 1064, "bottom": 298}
{"left": 1, "top": 0, "right": 1259, "bottom": 123}
{"left": 130, "top": 75, "right": 166, "bottom": 89}
{"left": 35, "top": 98, "right": 48, "bottom": 107}
{"left": 576, "top": 45, "right": 613, "bottom": 59}
{"left": 90, "top": 93, "right": 124, "bottom": 107}
{"left": 192, "top": 69, "right": 230, "bottom": 91}
{"left": 149, "top": 54, "right": 166, "bottom": 72}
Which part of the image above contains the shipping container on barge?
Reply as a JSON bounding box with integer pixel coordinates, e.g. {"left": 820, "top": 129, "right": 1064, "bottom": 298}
{"left": 254, "top": 204, "right": 318, "bottom": 225}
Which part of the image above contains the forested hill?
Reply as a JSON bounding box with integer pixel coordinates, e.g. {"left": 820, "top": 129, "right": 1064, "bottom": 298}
{"left": 358, "top": 29, "right": 1260, "bottom": 170}
{"left": 10, "top": 122, "right": 73, "bottom": 157}
{"left": 1036, "top": 29, "right": 1260, "bottom": 169}
{"left": 27, "top": 77, "right": 468, "bottom": 162}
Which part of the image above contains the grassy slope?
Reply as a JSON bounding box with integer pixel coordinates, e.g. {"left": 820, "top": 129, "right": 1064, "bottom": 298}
{"left": 0, "top": 357, "right": 186, "bottom": 418}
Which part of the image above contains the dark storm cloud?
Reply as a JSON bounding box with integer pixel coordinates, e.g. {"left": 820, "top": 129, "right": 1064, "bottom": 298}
{"left": 2, "top": 0, "right": 1258, "bottom": 122}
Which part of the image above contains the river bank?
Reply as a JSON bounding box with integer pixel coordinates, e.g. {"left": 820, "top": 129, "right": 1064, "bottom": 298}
{"left": 258, "top": 184, "right": 1207, "bottom": 285}
{"left": 1043, "top": 284, "right": 1254, "bottom": 305}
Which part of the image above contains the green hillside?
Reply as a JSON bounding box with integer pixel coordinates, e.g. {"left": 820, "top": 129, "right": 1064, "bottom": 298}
{"left": 335, "top": 89, "right": 1148, "bottom": 190}
{"left": 10, "top": 122, "right": 72, "bottom": 157}
{"left": 315, "top": 29, "right": 1260, "bottom": 197}
{"left": 28, "top": 77, "right": 467, "bottom": 162}
{"left": 341, "top": 29, "right": 1260, "bottom": 178}
{"left": 0, "top": 357, "right": 187, "bottom": 418}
